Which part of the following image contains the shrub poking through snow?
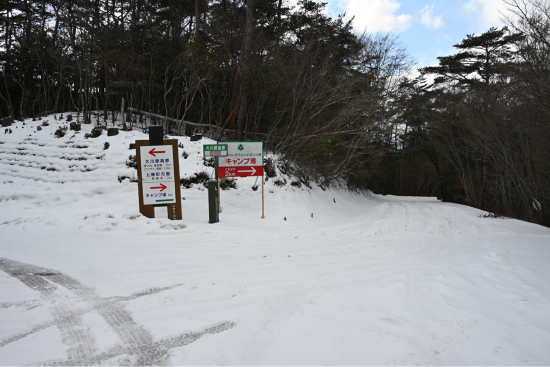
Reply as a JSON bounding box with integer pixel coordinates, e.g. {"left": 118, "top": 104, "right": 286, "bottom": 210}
{"left": 479, "top": 212, "right": 508, "bottom": 219}
{"left": 104, "top": 142, "right": 110, "bottom": 150}
{"left": 203, "top": 157, "right": 215, "bottom": 167}
{"left": 37, "top": 126, "right": 42, "bottom": 131}
{"left": 303, "top": 180, "right": 313, "bottom": 190}
{"left": 54, "top": 126, "right": 67, "bottom": 138}
{"left": 180, "top": 171, "right": 211, "bottom": 189}
{"left": 126, "top": 155, "right": 137, "bottom": 169}
{"left": 290, "top": 180, "right": 302, "bottom": 188}
{"left": 42, "top": 121, "right": 49, "bottom": 127}
{"left": 89, "top": 125, "right": 103, "bottom": 138}
{"left": 220, "top": 178, "right": 237, "bottom": 190}
{"left": 70, "top": 122, "right": 81, "bottom": 131}
{"left": 273, "top": 178, "right": 287, "bottom": 187}
{"left": 182, "top": 151, "right": 189, "bottom": 159}
{"left": 107, "top": 128, "right": 118, "bottom": 136}
{"left": 278, "top": 160, "right": 293, "bottom": 176}
{"left": 117, "top": 175, "right": 138, "bottom": 183}
{"left": 264, "top": 158, "right": 277, "bottom": 178}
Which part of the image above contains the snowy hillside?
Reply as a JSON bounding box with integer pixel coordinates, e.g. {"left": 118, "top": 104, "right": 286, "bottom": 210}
{"left": 1, "top": 115, "right": 550, "bottom": 365}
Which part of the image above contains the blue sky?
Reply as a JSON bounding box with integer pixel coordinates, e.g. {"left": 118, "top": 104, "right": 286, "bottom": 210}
{"left": 298, "top": 0, "right": 513, "bottom": 68}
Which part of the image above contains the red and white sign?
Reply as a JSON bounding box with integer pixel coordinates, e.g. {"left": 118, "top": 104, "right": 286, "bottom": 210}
{"left": 142, "top": 181, "right": 176, "bottom": 204}
{"left": 217, "top": 142, "right": 264, "bottom": 178}
{"left": 218, "top": 166, "right": 264, "bottom": 178}
{"left": 218, "top": 156, "right": 261, "bottom": 167}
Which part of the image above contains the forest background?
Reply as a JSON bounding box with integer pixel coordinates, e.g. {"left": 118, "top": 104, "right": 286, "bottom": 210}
{"left": 0, "top": 0, "right": 549, "bottom": 227}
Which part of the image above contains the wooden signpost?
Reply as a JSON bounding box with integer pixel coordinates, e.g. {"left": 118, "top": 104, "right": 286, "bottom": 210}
{"left": 136, "top": 126, "right": 182, "bottom": 220}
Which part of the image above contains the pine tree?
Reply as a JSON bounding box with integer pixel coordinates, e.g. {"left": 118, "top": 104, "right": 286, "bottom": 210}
{"left": 421, "top": 27, "right": 523, "bottom": 85}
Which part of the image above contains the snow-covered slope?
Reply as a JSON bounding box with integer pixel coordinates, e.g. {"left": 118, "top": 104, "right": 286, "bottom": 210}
{"left": 1, "top": 115, "right": 550, "bottom": 365}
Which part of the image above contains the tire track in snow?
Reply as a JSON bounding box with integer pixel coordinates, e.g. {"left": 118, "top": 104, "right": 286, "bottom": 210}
{"left": 0, "top": 284, "right": 183, "bottom": 349}
{"left": 360, "top": 201, "right": 413, "bottom": 239}
{"left": 0, "top": 258, "right": 236, "bottom": 365}
{"left": 0, "top": 258, "right": 99, "bottom": 362}
{"left": 361, "top": 200, "right": 464, "bottom": 240}
{"left": 0, "top": 299, "right": 41, "bottom": 309}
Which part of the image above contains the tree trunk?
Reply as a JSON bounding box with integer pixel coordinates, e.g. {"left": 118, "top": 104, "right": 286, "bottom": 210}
{"left": 276, "top": 0, "right": 283, "bottom": 49}
{"left": 236, "top": 0, "right": 256, "bottom": 140}
{"left": 195, "top": 0, "right": 200, "bottom": 38}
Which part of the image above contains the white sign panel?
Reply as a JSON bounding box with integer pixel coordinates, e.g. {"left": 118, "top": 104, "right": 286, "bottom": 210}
{"left": 140, "top": 145, "right": 176, "bottom": 205}
{"left": 142, "top": 181, "right": 176, "bottom": 204}
{"left": 217, "top": 141, "right": 263, "bottom": 167}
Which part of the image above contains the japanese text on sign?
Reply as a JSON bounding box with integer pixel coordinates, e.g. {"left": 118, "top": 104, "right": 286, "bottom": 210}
{"left": 203, "top": 144, "right": 228, "bottom": 157}
{"left": 204, "top": 145, "right": 227, "bottom": 151}
{"left": 139, "top": 145, "right": 176, "bottom": 205}
{"left": 217, "top": 142, "right": 263, "bottom": 167}
{"left": 221, "top": 157, "right": 258, "bottom": 166}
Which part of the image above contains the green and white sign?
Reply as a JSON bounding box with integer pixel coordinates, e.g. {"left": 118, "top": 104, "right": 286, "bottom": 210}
{"left": 217, "top": 141, "right": 264, "bottom": 167}
{"left": 203, "top": 144, "right": 228, "bottom": 157}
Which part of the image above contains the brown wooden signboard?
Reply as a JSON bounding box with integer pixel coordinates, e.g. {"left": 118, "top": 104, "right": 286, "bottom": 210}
{"left": 135, "top": 139, "right": 182, "bottom": 220}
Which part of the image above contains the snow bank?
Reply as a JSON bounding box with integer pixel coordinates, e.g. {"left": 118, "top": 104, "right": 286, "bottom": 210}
{"left": 0, "top": 114, "right": 549, "bottom": 365}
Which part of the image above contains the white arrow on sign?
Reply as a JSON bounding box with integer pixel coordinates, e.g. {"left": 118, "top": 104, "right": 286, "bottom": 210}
{"left": 238, "top": 167, "right": 256, "bottom": 175}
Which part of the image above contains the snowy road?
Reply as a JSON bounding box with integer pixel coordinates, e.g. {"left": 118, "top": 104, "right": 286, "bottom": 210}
{"left": 1, "top": 117, "right": 550, "bottom": 365}
{"left": 0, "top": 258, "right": 235, "bottom": 365}
{"left": 2, "top": 196, "right": 549, "bottom": 365}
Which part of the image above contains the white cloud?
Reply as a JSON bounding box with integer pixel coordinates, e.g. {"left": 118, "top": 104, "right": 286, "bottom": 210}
{"left": 465, "top": 0, "right": 507, "bottom": 27}
{"left": 287, "top": 0, "right": 343, "bottom": 17}
{"left": 420, "top": 6, "right": 444, "bottom": 29}
{"left": 344, "top": 0, "right": 413, "bottom": 33}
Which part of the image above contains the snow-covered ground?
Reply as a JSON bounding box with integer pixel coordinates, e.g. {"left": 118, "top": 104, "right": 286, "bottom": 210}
{"left": 1, "top": 115, "right": 550, "bottom": 365}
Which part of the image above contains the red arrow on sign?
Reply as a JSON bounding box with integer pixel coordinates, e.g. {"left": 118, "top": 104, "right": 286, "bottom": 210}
{"left": 151, "top": 183, "right": 167, "bottom": 191}
{"left": 148, "top": 148, "right": 166, "bottom": 157}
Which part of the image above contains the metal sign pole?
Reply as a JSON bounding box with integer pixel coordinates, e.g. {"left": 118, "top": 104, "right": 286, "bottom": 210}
{"left": 262, "top": 174, "right": 265, "bottom": 219}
